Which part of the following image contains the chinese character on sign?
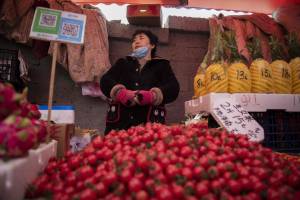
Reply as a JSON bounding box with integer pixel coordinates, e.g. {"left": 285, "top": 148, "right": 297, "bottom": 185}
{"left": 216, "top": 111, "right": 223, "bottom": 116}
{"left": 233, "top": 104, "right": 248, "bottom": 115}
{"left": 244, "top": 115, "right": 254, "bottom": 122}
{"left": 255, "top": 128, "right": 261, "bottom": 134}
{"left": 224, "top": 120, "right": 232, "bottom": 127}
{"left": 221, "top": 116, "right": 228, "bottom": 121}
{"left": 232, "top": 116, "right": 245, "bottom": 124}
{"left": 241, "top": 123, "right": 246, "bottom": 128}
{"left": 230, "top": 128, "right": 239, "bottom": 133}
{"left": 247, "top": 130, "right": 257, "bottom": 139}
{"left": 220, "top": 102, "right": 231, "bottom": 110}
{"left": 226, "top": 108, "right": 234, "bottom": 113}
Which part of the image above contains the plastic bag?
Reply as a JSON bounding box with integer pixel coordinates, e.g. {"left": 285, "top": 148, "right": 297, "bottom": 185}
{"left": 81, "top": 82, "right": 107, "bottom": 100}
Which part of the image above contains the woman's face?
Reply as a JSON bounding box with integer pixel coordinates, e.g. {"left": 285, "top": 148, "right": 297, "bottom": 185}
{"left": 132, "top": 33, "right": 154, "bottom": 51}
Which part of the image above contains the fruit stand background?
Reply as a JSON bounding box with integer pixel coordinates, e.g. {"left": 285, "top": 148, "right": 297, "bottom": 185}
{"left": 0, "top": 17, "right": 210, "bottom": 131}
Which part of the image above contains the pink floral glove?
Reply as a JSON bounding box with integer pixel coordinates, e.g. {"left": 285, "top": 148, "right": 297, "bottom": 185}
{"left": 135, "top": 90, "right": 156, "bottom": 105}
{"left": 116, "top": 88, "right": 136, "bottom": 106}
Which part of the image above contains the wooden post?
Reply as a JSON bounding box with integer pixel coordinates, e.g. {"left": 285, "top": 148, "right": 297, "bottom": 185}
{"left": 47, "top": 42, "right": 58, "bottom": 125}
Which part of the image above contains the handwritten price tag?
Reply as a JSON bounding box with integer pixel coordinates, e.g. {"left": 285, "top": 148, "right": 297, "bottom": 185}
{"left": 211, "top": 98, "right": 264, "bottom": 142}
{"left": 237, "top": 94, "right": 261, "bottom": 107}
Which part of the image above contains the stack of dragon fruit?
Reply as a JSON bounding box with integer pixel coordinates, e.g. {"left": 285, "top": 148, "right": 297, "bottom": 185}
{"left": 0, "top": 83, "right": 48, "bottom": 158}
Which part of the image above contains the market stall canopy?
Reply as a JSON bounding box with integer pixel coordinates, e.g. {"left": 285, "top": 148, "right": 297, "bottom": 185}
{"left": 72, "top": 0, "right": 300, "bottom": 14}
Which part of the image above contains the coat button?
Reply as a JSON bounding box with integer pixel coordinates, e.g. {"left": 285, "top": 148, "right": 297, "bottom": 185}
{"left": 136, "top": 68, "right": 139, "bottom": 72}
{"left": 135, "top": 82, "right": 139, "bottom": 86}
{"left": 111, "top": 106, "right": 116, "bottom": 112}
{"left": 130, "top": 116, "right": 134, "bottom": 119}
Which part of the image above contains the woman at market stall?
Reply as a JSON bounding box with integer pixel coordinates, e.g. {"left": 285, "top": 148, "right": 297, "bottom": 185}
{"left": 100, "top": 30, "right": 180, "bottom": 134}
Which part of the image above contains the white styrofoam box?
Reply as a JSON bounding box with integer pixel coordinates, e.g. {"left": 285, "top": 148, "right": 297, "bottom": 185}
{"left": 185, "top": 93, "right": 300, "bottom": 115}
{"left": 28, "top": 141, "right": 57, "bottom": 175}
{"left": 0, "top": 140, "right": 57, "bottom": 200}
{"left": 38, "top": 105, "right": 75, "bottom": 124}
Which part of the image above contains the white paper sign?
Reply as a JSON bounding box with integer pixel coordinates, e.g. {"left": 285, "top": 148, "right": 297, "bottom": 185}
{"left": 211, "top": 98, "right": 264, "bottom": 142}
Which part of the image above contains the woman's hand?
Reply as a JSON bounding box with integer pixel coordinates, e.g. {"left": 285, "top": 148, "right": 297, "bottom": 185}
{"left": 135, "top": 90, "right": 156, "bottom": 105}
{"left": 116, "top": 88, "right": 136, "bottom": 107}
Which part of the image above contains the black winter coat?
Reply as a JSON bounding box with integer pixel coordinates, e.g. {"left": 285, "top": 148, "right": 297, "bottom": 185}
{"left": 100, "top": 56, "right": 180, "bottom": 134}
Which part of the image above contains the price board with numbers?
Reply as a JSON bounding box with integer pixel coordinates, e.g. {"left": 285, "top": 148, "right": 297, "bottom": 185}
{"left": 211, "top": 98, "right": 264, "bottom": 142}
{"left": 30, "top": 7, "right": 86, "bottom": 44}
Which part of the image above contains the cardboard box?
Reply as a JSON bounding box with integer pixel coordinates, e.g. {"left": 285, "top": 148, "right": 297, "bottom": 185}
{"left": 127, "top": 4, "right": 162, "bottom": 27}
{"left": 48, "top": 124, "right": 75, "bottom": 158}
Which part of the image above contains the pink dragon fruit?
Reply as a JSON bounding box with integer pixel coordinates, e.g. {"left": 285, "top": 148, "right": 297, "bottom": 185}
{"left": 26, "top": 103, "right": 41, "bottom": 119}
{"left": 0, "top": 122, "right": 16, "bottom": 157}
{"left": 0, "top": 83, "right": 20, "bottom": 120}
{"left": 4, "top": 115, "right": 32, "bottom": 130}
{"left": 6, "top": 127, "right": 38, "bottom": 157}
{"left": 31, "top": 119, "right": 48, "bottom": 143}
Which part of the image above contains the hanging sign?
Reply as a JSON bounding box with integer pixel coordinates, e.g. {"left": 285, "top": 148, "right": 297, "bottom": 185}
{"left": 30, "top": 7, "right": 86, "bottom": 44}
{"left": 211, "top": 98, "right": 264, "bottom": 142}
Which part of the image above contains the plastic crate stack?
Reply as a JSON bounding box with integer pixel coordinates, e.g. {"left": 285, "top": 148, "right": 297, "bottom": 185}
{"left": 250, "top": 111, "right": 300, "bottom": 154}
{"left": 0, "top": 48, "right": 24, "bottom": 91}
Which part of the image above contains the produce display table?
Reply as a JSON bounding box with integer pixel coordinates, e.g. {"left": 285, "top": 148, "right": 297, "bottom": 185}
{"left": 0, "top": 140, "right": 57, "bottom": 200}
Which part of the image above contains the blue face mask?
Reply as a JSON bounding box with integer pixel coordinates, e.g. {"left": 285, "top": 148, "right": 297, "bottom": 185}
{"left": 130, "top": 46, "right": 149, "bottom": 59}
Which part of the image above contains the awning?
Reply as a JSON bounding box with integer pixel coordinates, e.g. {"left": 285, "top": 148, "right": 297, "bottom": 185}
{"left": 72, "top": 0, "right": 300, "bottom": 14}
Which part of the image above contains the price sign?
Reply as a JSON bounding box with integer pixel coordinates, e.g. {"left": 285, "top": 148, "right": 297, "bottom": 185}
{"left": 211, "top": 98, "right": 264, "bottom": 142}
{"left": 30, "top": 7, "right": 86, "bottom": 44}
{"left": 29, "top": 7, "right": 86, "bottom": 124}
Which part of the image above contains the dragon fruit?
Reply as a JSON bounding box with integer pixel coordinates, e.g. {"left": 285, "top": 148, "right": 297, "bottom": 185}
{"left": 16, "top": 102, "right": 41, "bottom": 119}
{"left": 31, "top": 119, "right": 48, "bottom": 143}
{"left": 0, "top": 123, "right": 16, "bottom": 157}
{"left": 6, "top": 127, "right": 38, "bottom": 157}
{"left": 27, "top": 104, "right": 41, "bottom": 119}
{"left": 0, "top": 83, "right": 20, "bottom": 120}
{"left": 3, "top": 115, "right": 32, "bottom": 130}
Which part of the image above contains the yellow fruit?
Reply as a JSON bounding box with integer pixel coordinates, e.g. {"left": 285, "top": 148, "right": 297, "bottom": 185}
{"left": 228, "top": 62, "right": 251, "bottom": 93}
{"left": 250, "top": 59, "right": 273, "bottom": 93}
{"left": 270, "top": 60, "right": 292, "bottom": 94}
{"left": 290, "top": 57, "right": 300, "bottom": 94}
{"left": 205, "top": 63, "right": 228, "bottom": 93}
{"left": 193, "top": 70, "right": 206, "bottom": 98}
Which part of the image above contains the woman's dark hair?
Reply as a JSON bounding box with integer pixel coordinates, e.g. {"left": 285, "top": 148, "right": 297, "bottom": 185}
{"left": 132, "top": 30, "right": 158, "bottom": 58}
